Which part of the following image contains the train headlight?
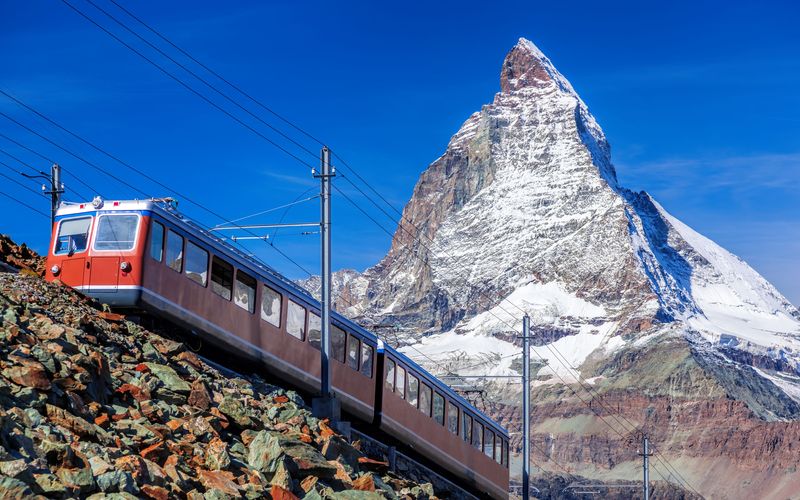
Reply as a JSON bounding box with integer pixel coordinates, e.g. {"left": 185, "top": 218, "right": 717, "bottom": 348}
{"left": 120, "top": 261, "right": 131, "bottom": 273}
{"left": 92, "top": 196, "right": 104, "bottom": 209}
{"left": 51, "top": 265, "right": 60, "bottom": 276}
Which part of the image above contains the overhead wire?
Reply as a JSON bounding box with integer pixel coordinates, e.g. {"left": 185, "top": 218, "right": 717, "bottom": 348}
{"left": 0, "top": 190, "right": 49, "bottom": 219}
{"left": 58, "top": 0, "right": 316, "bottom": 169}
{"left": 0, "top": 135, "right": 96, "bottom": 198}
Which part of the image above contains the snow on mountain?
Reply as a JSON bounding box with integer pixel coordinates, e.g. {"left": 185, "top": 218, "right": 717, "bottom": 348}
{"left": 304, "top": 37, "right": 800, "bottom": 406}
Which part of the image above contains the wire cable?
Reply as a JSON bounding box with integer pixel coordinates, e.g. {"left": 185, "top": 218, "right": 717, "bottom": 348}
{"left": 57, "top": 1, "right": 315, "bottom": 170}
{"left": 0, "top": 190, "right": 49, "bottom": 219}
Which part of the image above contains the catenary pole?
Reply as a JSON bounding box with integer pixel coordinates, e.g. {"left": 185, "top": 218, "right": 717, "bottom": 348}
{"left": 319, "top": 147, "right": 334, "bottom": 402}
{"left": 522, "top": 314, "right": 531, "bottom": 500}
{"left": 642, "top": 435, "right": 651, "bottom": 500}
{"left": 49, "top": 163, "right": 62, "bottom": 226}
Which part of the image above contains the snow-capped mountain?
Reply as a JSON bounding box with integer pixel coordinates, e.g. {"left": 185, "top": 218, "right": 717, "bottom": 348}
{"left": 302, "top": 38, "right": 800, "bottom": 496}
{"left": 308, "top": 38, "right": 799, "bottom": 384}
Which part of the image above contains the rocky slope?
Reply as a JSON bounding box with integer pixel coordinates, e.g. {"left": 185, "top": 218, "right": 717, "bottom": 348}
{"left": 301, "top": 39, "right": 800, "bottom": 499}
{"left": 0, "top": 268, "right": 440, "bottom": 499}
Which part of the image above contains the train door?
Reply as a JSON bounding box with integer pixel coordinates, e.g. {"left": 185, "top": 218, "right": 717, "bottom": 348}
{"left": 52, "top": 216, "right": 93, "bottom": 288}
{"left": 61, "top": 258, "right": 86, "bottom": 288}
{"left": 88, "top": 257, "right": 120, "bottom": 292}
{"left": 87, "top": 213, "right": 140, "bottom": 292}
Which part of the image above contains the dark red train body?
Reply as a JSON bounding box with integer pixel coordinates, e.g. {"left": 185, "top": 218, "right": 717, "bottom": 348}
{"left": 45, "top": 198, "right": 510, "bottom": 498}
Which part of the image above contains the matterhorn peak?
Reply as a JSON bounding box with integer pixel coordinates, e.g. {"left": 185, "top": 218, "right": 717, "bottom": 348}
{"left": 500, "top": 37, "right": 577, "bottom": 95}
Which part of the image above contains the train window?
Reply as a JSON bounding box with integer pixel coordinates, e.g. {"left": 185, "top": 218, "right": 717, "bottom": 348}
{"left": 419, "top": 383, "right": 432, "bottom": 416}
{"left": 495, "top": 437, "right": 503, "bottom": 465}
{"left": 261, "top": 285, "right": 282, "bottom": 327}
{"left": 287, "top": 300, "right": 306, "bottom": 339}
{"left": 347, "top": 335, "right": 360, "bottom": 370}
{"left": 308, "top": 312, "right": 321, "bottom": 349}
{"left": 54, "top": 217, "right": 91, "bottom": 255}
{"left": 503, "top": 440, "right": 509, "bottom": 468}
{"left": 332, "top": 326, "right": 346, "bottom": 362}
{"left": 472, "top": 420, "right": 483, "bottom": 450}
{"left": 360, "top": 344, "right": 373, "bottom": 377}
{"left": 385, "top": 359, "right": 396, "bottom": 392}
{"left": 395, "top": 366, "right": 406, "bottom": 399}
{"left": 484, "top": 430, "right": 494, "bottom": 458}
{"left": 433, "top": 392, "right": 445, "bottom": 425}
{"left": 407, "top": 375, "right": 419, "bottom": 407}
{"left": 149, "top": 221, "right": 164, "bottom": 262}
{"left": 166, "top": 231, "right": 184, "bottom": 272}
{"left": 211, "top": 257, "right": 233, "bottom": 300}
{"left": 462, "top": 413, "right": 472, "bottom": 443}
{"left": 234, "top": 271, "right": 256, "bottom": 313}
{"left": 184, "top": 241, "right": 208, "bottom": 286}
{"left": 447, "top": 402, "right": 458, "bottom": 434}
{"left": 94, "top": 214, "right": 139, "bottom": 251}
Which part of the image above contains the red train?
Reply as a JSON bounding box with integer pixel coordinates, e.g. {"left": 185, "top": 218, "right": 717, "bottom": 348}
{"left": 45, "top": 197, "right": 510, "bottom": 498}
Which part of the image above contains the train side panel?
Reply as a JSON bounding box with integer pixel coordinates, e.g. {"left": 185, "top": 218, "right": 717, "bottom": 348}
{"left": 378, "top": 352, "right": 509, "bottom": 499}
{"left": 139, "top": 215, "right": 375, "bottom": 421}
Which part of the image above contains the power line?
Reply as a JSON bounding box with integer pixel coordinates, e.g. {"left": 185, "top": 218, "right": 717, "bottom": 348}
{"left": 105, "top": 0, "right": 327, "bottom": 149}
{"left": 0, "top": 144, "right": 95, "bottom": 199}
{"left": 58, "top": 0, "right": 315, "bottom": 170}
{"left": 0, "top": 190, "right": 49, "bottom": 219}
{"left": 1, "top": 97, "right": 316, "bottom": 280}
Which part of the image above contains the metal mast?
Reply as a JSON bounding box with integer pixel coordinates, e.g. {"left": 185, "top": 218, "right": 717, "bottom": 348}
{"left": 317, "top": 146, "right": 335, "bottom": 403}
{"left": 522, "top": 314, "right": 531, "bottom": 500}
{"left": 642, "top": 434, "right": 651, "bottom": 500}
{"left": 22, "top": 163, "right": 63, "bottom": 228}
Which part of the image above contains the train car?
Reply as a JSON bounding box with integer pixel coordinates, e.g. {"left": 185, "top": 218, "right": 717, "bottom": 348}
{"left": 44, "top": 197, "right": 510, "bottom": 498}
{"left": 377, "top": 343, "right": 510, "bottom": 498}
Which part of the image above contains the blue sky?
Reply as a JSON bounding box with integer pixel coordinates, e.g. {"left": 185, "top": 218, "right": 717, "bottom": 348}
{"left": 1, "top": 0, "right": 798, "bottom": 305}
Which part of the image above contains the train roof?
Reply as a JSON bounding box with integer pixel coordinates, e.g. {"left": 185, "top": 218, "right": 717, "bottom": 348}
{"left": 55, "top": 198, "right": 510, "bottom": 437}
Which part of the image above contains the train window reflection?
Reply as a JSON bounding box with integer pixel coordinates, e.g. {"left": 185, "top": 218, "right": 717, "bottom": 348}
{"left": 234, "top": 271, "right": 256, "bottom": 313}
{"left": 94, "top": 215, "right": 139, "bottom": 251}
{"left": 395, "top": 367, "right": 406, "bottom": 399}
{"left": 347, "top": 335, "right": 360, "bottom": 370}
{"left": 408, "top": 375, "right": 419, "bottom": 407}
{"left": 447, "top": 402, "right": 458, "bottom": 434}
{"left": 495, "top": 437, "right": 503, "bottom": 464}
{"left": 472, "top": 421, "right": 482, "bottom": 450}
{"left": 149, "top": 221, "right": 164, "bottom": 261}
{"left": 433, "top": 392, "right": 444, "bottom": 425}
{"left": 419, "top": 383, "right": 432, "bottom": 416}
{"left": 308, "top": 312, "right": 321, "bottom": 349}
{"left": 210, "top": 257, "right": 233, "bottom": 299}
{"left": 484, "top": 430, "right": 494, "bottom": 458}
{"left": 360, "top": 344, "right": 373, "bottom": 377}
{"left": 261, "top": 285, "right": 281, "bottom": 327}
{"left": 462, "top": 413, "right": 472, "bottom": 443}
{"left": 166, "top": 231, "right": 183, "bottom": 272}
{"left": 287, "top": 300, "right": 306, "bottom": 339}
{"left": 54, "top": 217, "right": 91, "bottom": 255}
{"left": 385, "top": 359, "right": 396, "bottom": 392}
{"left": 184, "top": 241, "right": 208, "bottom": 286}
{"left": 332, "top": 326, "right": 346, "bottom": 362}
{"left": 94, "top": 214, "right": 139, "bottom": 251}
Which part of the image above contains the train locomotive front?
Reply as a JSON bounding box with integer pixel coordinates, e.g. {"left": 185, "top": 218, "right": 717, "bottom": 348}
{"left": 45, "top": 198, "right": 148, "bottom": 308}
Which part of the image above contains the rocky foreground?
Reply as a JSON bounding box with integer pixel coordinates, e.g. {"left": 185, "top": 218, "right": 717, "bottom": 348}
{"left": 0, "top": 268, "right": 439, "bottom": 499}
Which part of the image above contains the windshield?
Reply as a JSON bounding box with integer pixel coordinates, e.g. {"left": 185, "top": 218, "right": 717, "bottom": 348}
{"left": 54, "top": 217, "right": 92, "bottom": 255}
{"left": 94, "top": 214, "right": 140, "bottom": 251}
